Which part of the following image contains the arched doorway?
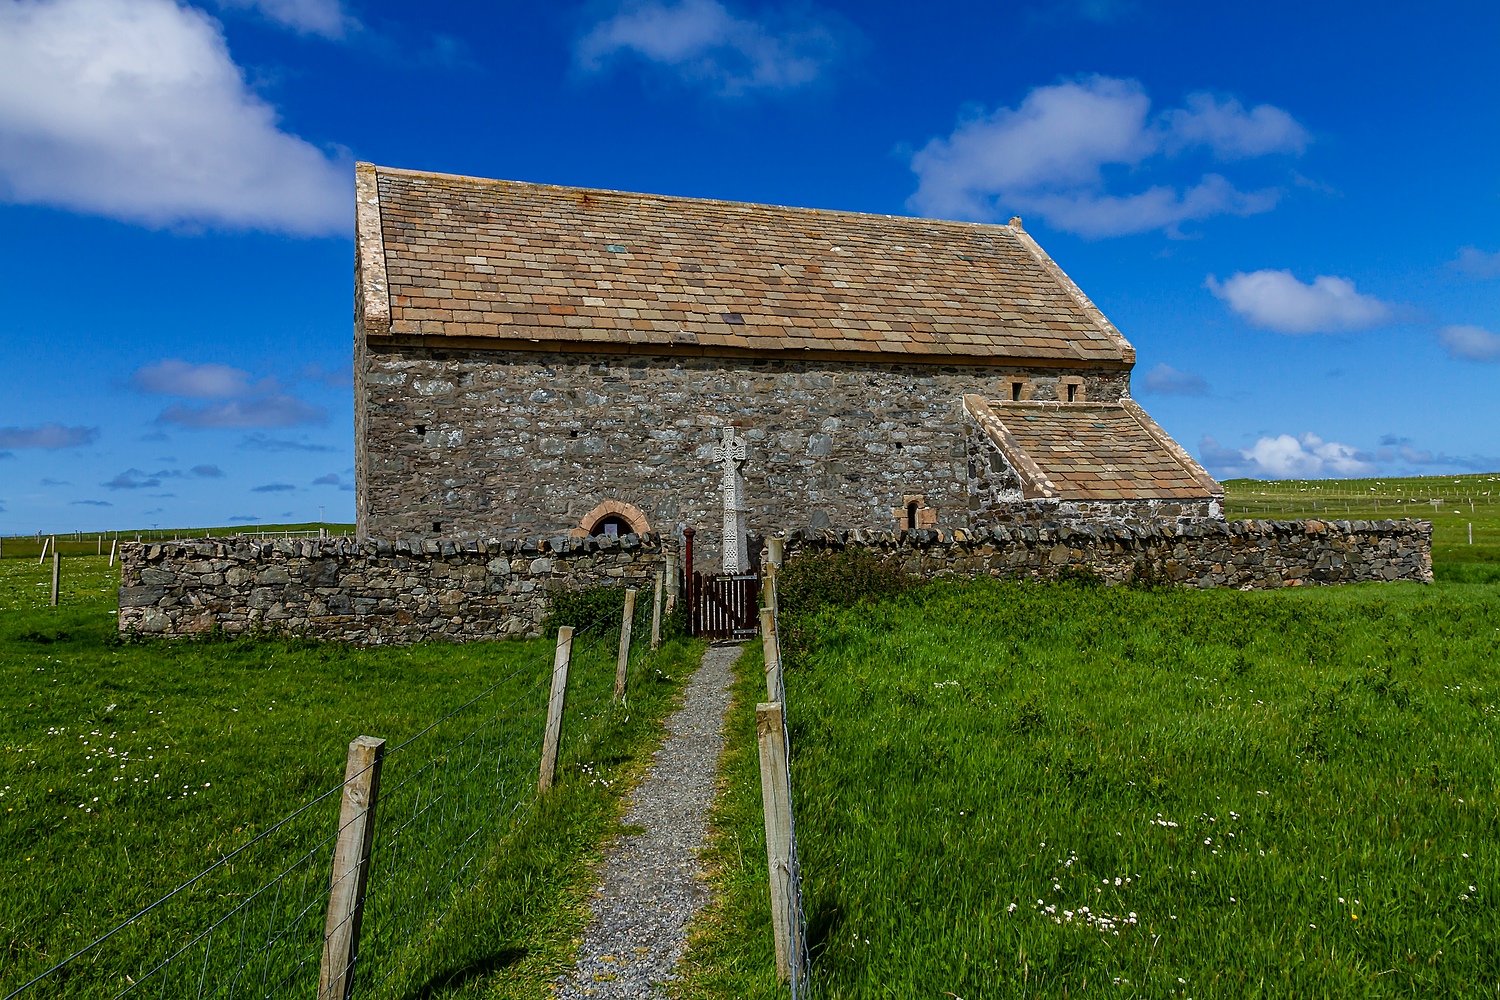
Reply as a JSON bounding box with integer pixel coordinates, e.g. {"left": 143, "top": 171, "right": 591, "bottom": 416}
{"left": 574, "top": 499, "right": 652, "bottom": 538}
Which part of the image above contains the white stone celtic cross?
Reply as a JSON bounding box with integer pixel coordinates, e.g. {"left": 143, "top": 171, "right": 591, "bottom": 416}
{"left": 714, "top": 425, "right": 750, "bottom": 574}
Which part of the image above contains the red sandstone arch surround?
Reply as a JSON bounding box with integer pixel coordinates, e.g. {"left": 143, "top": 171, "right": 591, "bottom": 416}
{"left": 572, "top": 499, "right": 652, "bottom": 538}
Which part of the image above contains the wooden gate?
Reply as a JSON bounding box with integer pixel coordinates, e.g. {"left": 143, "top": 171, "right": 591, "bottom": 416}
{"left": 689, "top": 572, "right": 760, "bottom": 640}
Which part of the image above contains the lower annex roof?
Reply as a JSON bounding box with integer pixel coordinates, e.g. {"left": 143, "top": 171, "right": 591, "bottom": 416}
{"left": 964, "top": 395, "right": 1222, "bottom": 502}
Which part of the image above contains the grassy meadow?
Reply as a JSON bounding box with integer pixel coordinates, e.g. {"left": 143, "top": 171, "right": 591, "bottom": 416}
{"left": 0, "top": 554, "right": 698, "bottom": 999}
{"left": 680, "top": 472, "right": 1500, "bottom": 999}
{"left": 681, "top": 579, "right": 1500, "bottom": 999}
{"left": 1221, "top": 473, "right": 1500, "bottom": 581}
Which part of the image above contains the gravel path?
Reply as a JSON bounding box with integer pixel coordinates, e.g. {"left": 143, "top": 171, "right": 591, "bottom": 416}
{"left": 554, "top": 643, "right": 740, "bottom": 998}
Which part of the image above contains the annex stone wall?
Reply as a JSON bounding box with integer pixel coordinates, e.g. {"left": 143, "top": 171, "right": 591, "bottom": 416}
{"left": 356, "top": 345, "right": 1132, "bottom": 559}
{"left": 779, "top": 518, "right": 1433, "bottom": 590}
{"left": 118, "top": 534, "right": 665, "bottom": 644}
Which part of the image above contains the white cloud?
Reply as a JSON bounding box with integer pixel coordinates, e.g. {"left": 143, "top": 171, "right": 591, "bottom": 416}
{"left": 131, "top": 359, "right": 260, "bottom": 398}
{"left": 218, "top": 0, "right": 353, "bottom": 38}
{"left": 1139, "top": 363, "right": 1207, "bottom": 395}
{"left": 1200, "top": 433, "right": 1376, "bottom": 479}
{"left": 131, "top": 358, "right": 325, "bottom": 427}
{"left": 1159, "top": 93, "right": 1310, "bottom": 159}
{"left": 1450, "top": 246, "right": 1500, "bottom": 280}
{"left": 1205, "top": 270, "right": 1392, "bottom": 334}
{"left": 1024, "top": 174, "right": 1280, "bottom": 240}
{"left": 577, "top": 0, "right": 839, "bottom": 96}
{"left": 908, "top": 76, "right": 1305, "bottom": 236}
{"left": 238, "top": 432, "right": 336, "bottom": 451}
{"left": 1439, "top": 324, "right": 1500, "bottom": 362}
{"left": 157, "top": 395, "right": 326, "bottom": 429}
{"left": 0, "top": 423, "right": 99, "bottom": 448}
{"left": 0, "top": 0, "right": 350, "bottom": 235}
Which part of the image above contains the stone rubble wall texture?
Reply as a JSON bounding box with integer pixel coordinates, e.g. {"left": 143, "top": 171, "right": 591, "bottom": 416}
{"left": 118, "top": 534, "right": 664, "bottom": 644}
{"left": 118, "top": 519, "right": 1431, "bottom": 644}
{"left": 357, "top": 346, "right": 1131, "bottom": 563}
{"left": 779, "top": 518, "right": 1433, "bottom": 590}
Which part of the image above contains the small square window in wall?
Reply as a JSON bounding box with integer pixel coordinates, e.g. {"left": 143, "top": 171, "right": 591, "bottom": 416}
{"left": 892, "top": 494, "right": 938, "bottom": 530}
{"left": 1057, "top": 379, "right": 1086, "bottom": 403}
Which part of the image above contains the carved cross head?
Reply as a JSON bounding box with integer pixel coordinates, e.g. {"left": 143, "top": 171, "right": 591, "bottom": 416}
{"left": 713, "top": 425, "right": 748, "bottom": 468}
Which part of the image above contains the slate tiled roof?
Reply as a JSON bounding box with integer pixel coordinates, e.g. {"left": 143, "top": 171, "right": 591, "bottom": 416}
{"left": 355, "top": 163, "right": 1134, "bottom": 365}
{"left": 964, "top": 396, "right": 1221, "bottom": 501}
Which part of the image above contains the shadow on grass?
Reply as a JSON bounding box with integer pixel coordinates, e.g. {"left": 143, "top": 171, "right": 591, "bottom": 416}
{"left": 409, "top": 948, "right": 529, "bottom": 999}
{"left": 1435, "top": 561, "right": 1500, "bottom": 584}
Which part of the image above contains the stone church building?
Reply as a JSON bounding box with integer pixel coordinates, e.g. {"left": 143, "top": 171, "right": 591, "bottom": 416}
{"left": 352, "top": 162, "right": 1220, "bottom": 556}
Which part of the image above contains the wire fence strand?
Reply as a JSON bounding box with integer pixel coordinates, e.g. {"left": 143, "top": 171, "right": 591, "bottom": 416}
{"left": 766, "top": 573, "right": 811, "bottom": 999}
{"left": 4, "top": 614, "right": 640, "bottom": 1000}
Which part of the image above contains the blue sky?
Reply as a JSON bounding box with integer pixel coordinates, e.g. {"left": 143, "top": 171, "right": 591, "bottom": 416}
{"left": 1, "top": 0, "right": 1497, "bottom": 533}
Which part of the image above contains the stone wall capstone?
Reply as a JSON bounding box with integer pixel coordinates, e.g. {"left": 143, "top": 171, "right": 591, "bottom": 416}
{"left": 118, "top": 533, "right": 664, "bottom": 644}
{"left": 779, "top": 518, "right": 1433, "bottom": 590}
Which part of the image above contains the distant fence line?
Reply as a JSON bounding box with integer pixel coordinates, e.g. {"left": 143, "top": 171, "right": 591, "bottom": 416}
{"left": 0, "top": 529, "right": 356, "bottom": 560}
{"left": 3, "top": 592, "right": 666, "bottom": 1000}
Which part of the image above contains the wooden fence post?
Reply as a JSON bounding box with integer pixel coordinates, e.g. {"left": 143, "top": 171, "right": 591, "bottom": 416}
{"left": 651, "top": 570, "right": 664, "bottom": 650}
{"left": 614, "top": 589, "right": 637, "bottom": 704}
{"left": 38, "top": 536, "right": 50, "bottom": 566}
{"left": 109, "top": 539, "right": 117, "bottom": 567}
{"left": 664, "top": 551, "right": 679, "bottom": 616}
{"left": 51, "top": 552, "right": 60, "bottom": 607}
{"left": 756, "top": 702, "right": 795, "bottom": 983}
{"left": 318, "top": 735, "right": 386, "bottom": 1000}
{"left": 682, "top": 528, "right": 695, "bottom": 636}
{"left": 538, "top": 626, "right": 574, "bottom": 793}
{"left": 760, "top": 607, "right": 781, "bottom": 700}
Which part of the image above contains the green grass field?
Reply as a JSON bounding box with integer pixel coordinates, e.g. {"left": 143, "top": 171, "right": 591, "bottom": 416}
{"left": 1221, "top": 473, "right": 1500, "bottom": 578}
{"left": 0, "top": 555, "right": 698, "bottom": 999}
{"left": 683, "top": 578, "right": 1500, "bottom": 999}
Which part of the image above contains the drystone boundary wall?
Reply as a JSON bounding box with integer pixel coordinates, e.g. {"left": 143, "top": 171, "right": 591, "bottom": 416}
{"left": 117, "top": 518, "right": 1432, "bottom": 644}
{"left": 780, "top": 518, "right": 1433, "bottom": 590}
{"left": 118, "top": 534, "right": 664, "bottom": 644}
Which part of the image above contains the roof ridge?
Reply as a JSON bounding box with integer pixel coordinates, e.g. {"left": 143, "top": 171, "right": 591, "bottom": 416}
{"left": 364, "top": 161, "right": 1037, "bottom": 239}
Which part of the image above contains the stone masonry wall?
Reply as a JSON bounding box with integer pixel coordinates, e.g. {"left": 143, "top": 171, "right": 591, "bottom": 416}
{"left": 118, "top": 518, "right": 1431, "bottom": 645}
{"left": 779, "top": 518, "right": 1433, "bottom": 590}
{"left": 118, "top": 533, "right": 665, "bottom": 644}
{"left": 358, "top": 345, "right": 1131, "bottom": 562}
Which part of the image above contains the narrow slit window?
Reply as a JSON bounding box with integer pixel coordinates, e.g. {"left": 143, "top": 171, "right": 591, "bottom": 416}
{"left": 1011, "top": 382, "right": 1023, "bottom": 402}
{"left": 1067, "top": 383, "right": 1078, "bottom": 402}
{"left": 907, "top": 502, "right": 919, "bottom": 530}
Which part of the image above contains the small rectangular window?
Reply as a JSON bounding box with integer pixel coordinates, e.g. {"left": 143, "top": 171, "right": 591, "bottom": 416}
{"left": 1067, "top": 384, "right": 1077, "bottom": 402}
{"left": 432, "top": 521, "right": 442, "bottom": 533}
{"left": 1011, "top": 382, "right": 1022, "bottom": 401}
